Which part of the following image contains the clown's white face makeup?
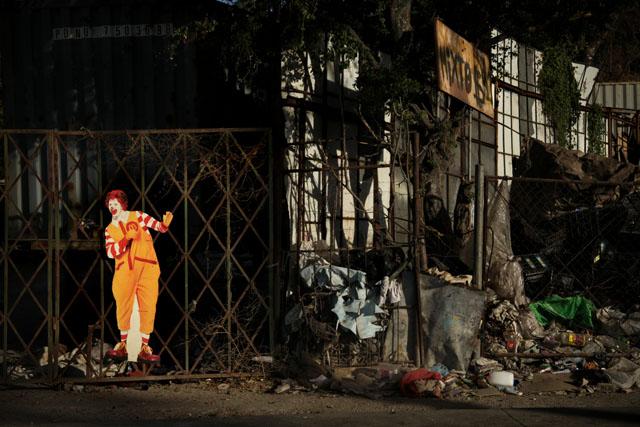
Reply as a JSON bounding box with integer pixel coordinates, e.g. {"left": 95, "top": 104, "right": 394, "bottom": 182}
{"left": 108, "top": 198, "right": 125, "bottom": 219}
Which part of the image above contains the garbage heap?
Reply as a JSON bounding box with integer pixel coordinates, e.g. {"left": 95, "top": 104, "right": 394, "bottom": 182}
{"left": 275, "top": 139, "right": 640, "bottom": 398}
{"left": 0, "top": 341, "right": 120, "bottom": 381}
{"left": 278, "top": 238, "right": 486, "bottom": 399}
{"left": 480, "top": 138, "right": 640, "bottom": 393}
{"left": 282, "top": 240, "right": 409, "bottom": 368}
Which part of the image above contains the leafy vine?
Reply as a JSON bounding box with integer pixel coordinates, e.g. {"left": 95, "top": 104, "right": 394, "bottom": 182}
{"left": 538, "top": 46, "right": 581, "bottom": 149}
{"left": 587, "top": 103, "right": 606, "bottom": 156}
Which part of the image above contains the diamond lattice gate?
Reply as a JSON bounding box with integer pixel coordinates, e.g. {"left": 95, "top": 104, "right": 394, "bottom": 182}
{"left": 0, "top": 129, "right": 274, "bottom": 383}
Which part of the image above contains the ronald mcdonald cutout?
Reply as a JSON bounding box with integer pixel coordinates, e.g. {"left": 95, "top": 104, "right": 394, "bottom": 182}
{"left": 103, "top": 190, "right": 173, "bottom": 364}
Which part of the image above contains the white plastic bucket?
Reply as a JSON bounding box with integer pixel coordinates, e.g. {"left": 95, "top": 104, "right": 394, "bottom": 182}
{"left": 488, "top": 371, "right": 514, "bottom": 387}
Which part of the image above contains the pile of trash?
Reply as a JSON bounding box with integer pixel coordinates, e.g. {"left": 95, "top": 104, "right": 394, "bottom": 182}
{"left": 274, "top": 287, "right": 640, "bottom": 398}
{"left": 482, "top": 291, "right": 640, "bottom": 390}
{"left": 279, "top": 237, "right": 494, "bottom": 399}
{"left": 478, "top": 138, "right": 640, "bottom": 394}
{"left": 275, "top": 140, "right": 640, "bottom": 399}
{"left": 284, "top": 240, "right": 410, "bottom": 367}
{"left": 1, "top": 340, "right": 124, "bottom": 381}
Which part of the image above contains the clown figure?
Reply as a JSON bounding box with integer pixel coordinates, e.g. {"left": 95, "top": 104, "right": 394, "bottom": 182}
{"left": 103, "top": 190, "right": 173, "bottom": 363}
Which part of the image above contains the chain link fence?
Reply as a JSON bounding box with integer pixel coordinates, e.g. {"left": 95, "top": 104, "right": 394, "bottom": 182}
{"left": 485, "top": 175, "right": 640, "bottom": 310}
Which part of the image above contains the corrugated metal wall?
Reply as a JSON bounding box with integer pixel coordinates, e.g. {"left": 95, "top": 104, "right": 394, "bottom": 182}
{"left": 591, "top": 82, "right": 640, "bottom": 112}
{"left": 0, "top": 0, "right": 265, "bottom": 130}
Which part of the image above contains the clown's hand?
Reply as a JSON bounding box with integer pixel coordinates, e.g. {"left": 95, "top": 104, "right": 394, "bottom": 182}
{"left": 125, "top": 229, "right": 137, "bottom": 240}
{"left": 162, "top": 212, "right": 173, "bottom": 228}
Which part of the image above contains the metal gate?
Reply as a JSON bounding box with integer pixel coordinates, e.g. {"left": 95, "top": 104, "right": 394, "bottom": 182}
{"left": 0, "top": 129, "right": 274, "bottom": 383}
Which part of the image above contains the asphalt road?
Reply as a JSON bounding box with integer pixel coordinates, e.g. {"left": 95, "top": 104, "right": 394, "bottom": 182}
{"left": 2, "top": 408, "right": 640, "bottom": 426}
{"left": 1, "top": 381, "right": 639, "bottom": 426}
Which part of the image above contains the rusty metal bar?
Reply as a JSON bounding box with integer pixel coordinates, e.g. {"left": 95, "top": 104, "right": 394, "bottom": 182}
{"left": 268, "top": 131, "right": 275, "bottom": 352}
{"left": 61, "top": 372, "right": 260, "bottom": 384}
{"left": 608, "top": 114, "right": 613, "bottom": 158}
{"left": 140, "top": 134, "right": 146, "bottom": 211}
{"left": 53, "top": 132, "right": 62, "bottom": 381}
{"left": 482, "top": 174, "right": 490, "bottom": 288}
{"left": 372, "top": 158, "right": 381, "bottom": 249}
{"left": 226, "top": 132, "right": 232, "bottom": 371}
{"left": 412, "top": 132, "right": 424, "bottom": 367}
{"left": 0, "top": 128, "right": 271, "bottom": 135}
{"left": 340, "top": 136, "right": 347, "bottom": 254}
{"left": 183, "top": 133, "right": 190, "bottom": 372}
{"left": 44, "top": 133, "right": 53, "bottom": 379}
{"left": 286, "top": 244, "right": 411, "bottom": 253}
{"left": 2, "top": 132, "right": 8, "bottom": 380}
{"left": 272, "top": 130, "right": 283, "bottom": 353}
{"left": 489, "top": 352, "right": 635, "bottom": 359}
{"left": 389, "top": 146, "right": 396, "bottom": 242}
{"left": 296, "top": 120, "right": 304, "bottom": 298}
{"left": 97, "top": 134, "right": 105, "bottom": 377}
{"left": 485, "top": 175, "right": 636, "bottom": 186}
{"left": 467, "top": 109, "right": 472, "bottom": 179}
{"left": 473, "top": 163, "right": 484, "bottom": 289}
{"left": 473, "top": 164, "right": 484, "bottom": 359}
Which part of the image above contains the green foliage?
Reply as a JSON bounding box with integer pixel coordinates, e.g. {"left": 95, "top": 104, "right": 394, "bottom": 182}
{"left": 587, "top": 103, "right": 606, "bottom": 156}
{"left": 538, "top": 46, "right": 581, "bottom": 149}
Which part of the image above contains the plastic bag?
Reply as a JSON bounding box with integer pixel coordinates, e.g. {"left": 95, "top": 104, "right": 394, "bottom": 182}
{"left": 484, "top": 182, "right": 528, "bottom": 306}
{"left": 518, "top": 308, "right": 545, "bottom": 339}
{"left": 529, "top": 295, "right": 596, "bottom": 329}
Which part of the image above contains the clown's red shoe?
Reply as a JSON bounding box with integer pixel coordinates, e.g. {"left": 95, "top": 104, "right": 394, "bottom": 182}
{"left": 105, "top": 341, "right": 128, "bottom": 362}
{"left": 137, "top": 344, "right": 160, "bottom": 364}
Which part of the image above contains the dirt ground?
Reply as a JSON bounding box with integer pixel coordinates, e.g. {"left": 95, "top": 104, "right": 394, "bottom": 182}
{"left": 1, "top": 377, "right": 640, "bottom": 425}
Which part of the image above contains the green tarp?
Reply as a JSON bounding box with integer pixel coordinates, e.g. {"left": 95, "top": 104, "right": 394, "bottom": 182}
{"left": 529, "top": 295, "right": 596, "bottom": 329}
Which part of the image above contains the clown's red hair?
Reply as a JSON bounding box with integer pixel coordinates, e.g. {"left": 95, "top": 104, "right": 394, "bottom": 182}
{"left": 104, "top": 190, "right": 128, "bottom": 210}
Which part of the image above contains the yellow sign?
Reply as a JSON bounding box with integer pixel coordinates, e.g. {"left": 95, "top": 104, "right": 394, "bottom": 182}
{"left": 435, "top": 19, "right": 494, "bottom": 118}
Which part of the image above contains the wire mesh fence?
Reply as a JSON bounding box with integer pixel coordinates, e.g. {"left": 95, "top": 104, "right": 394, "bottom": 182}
{"left": 485, "top": 176, "right": 640, "bottom": 310}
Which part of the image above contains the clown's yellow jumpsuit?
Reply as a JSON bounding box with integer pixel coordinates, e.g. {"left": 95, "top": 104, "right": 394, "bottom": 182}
{"left": 104, "top": 211, "right": 167, "bottom": 335}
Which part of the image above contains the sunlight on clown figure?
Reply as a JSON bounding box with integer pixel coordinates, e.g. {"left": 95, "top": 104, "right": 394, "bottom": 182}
{"left": 103, "top": 190, "right": 173, "bottom": 364}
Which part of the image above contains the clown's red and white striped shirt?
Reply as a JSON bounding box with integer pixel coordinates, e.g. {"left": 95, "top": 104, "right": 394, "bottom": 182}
{"left": 105, "top": 211, "right": 168, "bottom": 259}
{"left": 136, "top": 211, "right": 168, "bottom": 234}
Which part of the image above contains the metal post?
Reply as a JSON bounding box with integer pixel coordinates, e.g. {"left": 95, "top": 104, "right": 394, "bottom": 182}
{"left": 98, "top": 136, "right": 105, "bottom": 377}
{"left": 389, "top": 144, "right": 396, "bottom": 242}
{"left": 46, "top": 133, "right": 55, "bottom": 382}
{"left": 52, "top": 132, "right": 61, "bottom": 382}
{"left": 482, "top": 174, "right": 490, "bottom": 291}
{"left": 608, "top": 114, "right": 613, "bottom": 158}
{"left": 296, "top": 119, "right": 304, "bottom": 300}
{"left": 474, "top": 163, "right": 484, "bottom": 289}
{"left": 271, "top": 129, "right": 283, "bottom": 353}
{"left": 412, "top": 132, "right": 424, "bottom": 367}
{"left": 373, "top": 161, "right": 380, "bottom": 249}
{"left": 267, "top": 131, "right": 275, "bottom": 353}
{"left": 226, "top": 133, "right": 232, "bottom": 371}
{"left": 140, "top": 135, "right": 145, "bottom": 211}
{"left": 183, "top": 134, "right": 189, "bottom": 372}
{"left": 468, "top": 109, "right": 472, "bottom": 179}
{"left": 474, "top": 164, "right": 485, "bottom": 359}
{"left": 2, "top": 132, "right": 9, "bottom": 380}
